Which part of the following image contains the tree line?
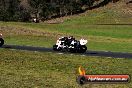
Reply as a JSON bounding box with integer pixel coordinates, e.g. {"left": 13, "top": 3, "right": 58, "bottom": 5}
{"left": 0, "top": 0, "right": 98, "bottom": 22}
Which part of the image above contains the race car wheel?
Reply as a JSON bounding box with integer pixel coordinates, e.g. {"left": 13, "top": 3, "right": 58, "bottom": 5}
{"left": 53, "top": 45, "right": 58, "bottom": 51}
{"left": 0, "top": 38, "right": 4, "bottom": 47}
{"left": 80, "top": 45, "right": 87, "bottom": 53}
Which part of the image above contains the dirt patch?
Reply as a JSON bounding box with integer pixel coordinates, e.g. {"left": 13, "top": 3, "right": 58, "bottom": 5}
{"left": 0, "top": 25, "right": 70, "bottom": 39}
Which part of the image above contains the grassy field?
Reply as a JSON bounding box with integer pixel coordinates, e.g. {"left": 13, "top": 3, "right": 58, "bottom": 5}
{"left": 0, "top": 49, "right": 132, "bottom": 88}
{"left": 0, "top": 2, "right": 132, "bottom": 53}
{"left": 0, "top": 21, "right": 132, "bottom": 53}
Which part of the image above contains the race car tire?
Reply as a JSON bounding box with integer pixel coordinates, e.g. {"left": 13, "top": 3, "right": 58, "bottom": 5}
{"left": 79, "top": 45, "right": 87, "bottom": 53}
{"left": 53, "top": 45, "right": 58, "bottom": 51}
{"left": 0, "top": 38, "right": 4, "bottom": 47}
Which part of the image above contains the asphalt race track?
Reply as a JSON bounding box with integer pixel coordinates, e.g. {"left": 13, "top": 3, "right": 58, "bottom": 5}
{"left": 1, "top": 44, "right": 132, "bottom": 59}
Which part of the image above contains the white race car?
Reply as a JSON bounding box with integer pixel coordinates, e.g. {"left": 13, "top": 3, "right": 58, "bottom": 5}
{"left": 0, "top": 33, "right": 4, "bottom": 47}
{"left": 53, "top": 36, "right": 87, "bottom": 53}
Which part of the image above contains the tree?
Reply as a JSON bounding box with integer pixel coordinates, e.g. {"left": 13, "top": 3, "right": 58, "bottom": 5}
{"left": 0, "top": 0, "right": 108, "bottom": 22}
{"left": 28, "top": 0, "right": 46, "bottom": 19}
{"left": 0, "top": 0, "right": 21, "bottom": 21}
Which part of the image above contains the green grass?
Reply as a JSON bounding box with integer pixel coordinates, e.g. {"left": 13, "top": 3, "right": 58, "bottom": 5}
{"left": 5, "top": 36, "right": 54, "bottom": 47}
{"left": 0, "top": 49, "right": 132, "bottom": 88}
{"left": 0, "top": 21, "right": 132, "bottom": 53}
